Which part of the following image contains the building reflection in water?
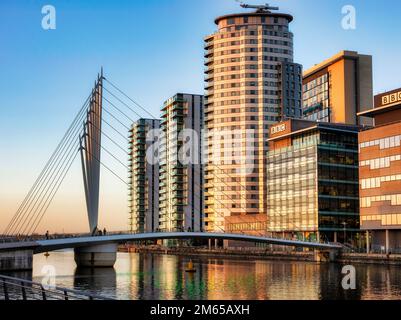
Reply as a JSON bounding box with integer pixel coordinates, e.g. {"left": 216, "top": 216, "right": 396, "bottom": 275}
{"left": 127, "top": 254, "right": 207, "bottom": 300}
{"left": 73, "top": 267, "right": 116, "bottom": 298}
{"left": 206, "top": 259, "right": 320, "bottom": 300}
{"left": 128, "top": 252, "right": 163, "bottom": 300}
{"left": 30, "top": 251, "right": 401, "bottom": 300}
{"left": 361, "top": 265, "right": 401, "bottom": 300}
{"left": 319, "top": 264, "right": 362, "bottom": 300}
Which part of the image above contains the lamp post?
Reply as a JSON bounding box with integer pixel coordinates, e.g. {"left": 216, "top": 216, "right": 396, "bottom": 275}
{"left": 342, "top": 222, "right": 347, "bottom": 244}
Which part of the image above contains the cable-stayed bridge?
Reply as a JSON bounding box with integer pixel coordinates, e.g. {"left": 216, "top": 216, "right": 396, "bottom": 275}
{"left": 0, "top": 72, "right": 342, "bottom": 271}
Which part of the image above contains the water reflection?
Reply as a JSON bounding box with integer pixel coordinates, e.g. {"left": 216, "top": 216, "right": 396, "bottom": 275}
{"left": 24, "top": 251, "right": 401, "bottom": 300}
{"left": 74, "top": 267, "right": 117, "bottom": 298}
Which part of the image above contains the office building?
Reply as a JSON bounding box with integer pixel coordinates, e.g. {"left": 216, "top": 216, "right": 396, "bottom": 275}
{"left": 204, "top": 4, "right": 302, "bottom": 234}
{"left": 303, "top": 50, "right": 373, "bottom": 125}
{"left": 128, "top": 119, "right": 161, "bottom": 233}
{"left": 358, "top": 88, "right": 401, "bottom": 253}
{"left": 159, "top": 93, "right": 204, "bottom": 232}
{"left": 267, "top": 119, "right": 360, "bottom": 243}
{"left": 278, "top": 61, "right": 303, "bottom": 119}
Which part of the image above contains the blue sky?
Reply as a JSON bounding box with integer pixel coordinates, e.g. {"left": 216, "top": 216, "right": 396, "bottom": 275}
{"left": 1, "top": 0, "right": 401, "bottom": 233}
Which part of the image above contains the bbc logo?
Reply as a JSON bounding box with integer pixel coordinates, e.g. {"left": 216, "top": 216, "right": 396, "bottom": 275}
{"left": 382, "top": 91, "right": 401, "bottom": 106}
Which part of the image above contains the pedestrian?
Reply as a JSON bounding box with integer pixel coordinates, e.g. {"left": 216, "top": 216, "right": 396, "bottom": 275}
{"left": 45, "top": 230, "right": 49, "bottom": 240}
{"left": 103, "top": 228, "right": 107, "bottom": 236}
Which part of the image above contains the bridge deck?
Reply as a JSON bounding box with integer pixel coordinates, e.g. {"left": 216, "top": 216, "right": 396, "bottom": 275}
{"left": 0, "top": 232, "right": 342, "bottom": 253}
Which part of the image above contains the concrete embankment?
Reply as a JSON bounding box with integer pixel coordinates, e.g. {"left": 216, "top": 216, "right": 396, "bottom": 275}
{"left": 338, "top": 253, "right": 401, "bottom": 265}
{"left": 119, "top": 245, "right": 401, "bottom": 266}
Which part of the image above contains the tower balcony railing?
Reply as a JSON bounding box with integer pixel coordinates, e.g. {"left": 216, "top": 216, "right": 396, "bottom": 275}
{"left": 204, "top": 57, "right": 214, "bottom": 65}
{"left": 205, "top": 48, "right": 214, "bottom": 56}
{"left": 205, "top": 73, "right": 214, "bottom": 81}
{"left": 205, "top": 81, "right": 214, "bottom": 89}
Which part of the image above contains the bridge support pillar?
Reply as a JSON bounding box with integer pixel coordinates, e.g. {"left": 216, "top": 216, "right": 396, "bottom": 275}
{"left": 74, "top": 243, "right": 117, "bottom": 268}
{"left": 314, "top": 250, "right": 339, "bottom": 263}
{"left": 0, "top": 249, "right": 33, "bottom": 271}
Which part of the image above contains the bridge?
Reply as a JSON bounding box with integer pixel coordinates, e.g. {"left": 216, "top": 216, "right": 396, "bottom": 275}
{"left": 1, "top": 232, "right": 341, "bottom": 254}
{"left": 1, "top": 71, "right": 343, "bottom": 272}
{"left": 0, "top": 232, "right": 342, "bottom": 270}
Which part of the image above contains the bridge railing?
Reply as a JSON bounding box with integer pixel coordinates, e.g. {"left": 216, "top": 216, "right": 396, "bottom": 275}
{"left": 0, "top": 275, "right": 112, "bottom": 301}
{"left": 1, "top": 230, "right": 334, "bottom": 247}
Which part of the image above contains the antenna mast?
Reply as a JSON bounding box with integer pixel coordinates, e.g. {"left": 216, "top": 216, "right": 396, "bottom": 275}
{"left": 239, "top": 2, "right": 279, "bottom": 13}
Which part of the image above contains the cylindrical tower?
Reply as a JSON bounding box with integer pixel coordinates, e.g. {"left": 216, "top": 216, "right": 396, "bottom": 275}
{"left": 204, "top": 6, "right": 294, "bottom": 233}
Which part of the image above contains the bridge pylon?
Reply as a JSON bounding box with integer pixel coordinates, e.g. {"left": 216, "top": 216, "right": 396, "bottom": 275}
{"left": 79, "top": 70, "right": 104, "bottom": 235}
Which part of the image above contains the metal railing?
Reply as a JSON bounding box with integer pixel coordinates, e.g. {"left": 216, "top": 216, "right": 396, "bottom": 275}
{"left": 1, "top": 230, "right": 336, "bottom": 249}
{"left": 0, "top": 275, "right": 112, "bottom": 301}
{"left": 0, "top": 231, "right": 129, "bottom": 243}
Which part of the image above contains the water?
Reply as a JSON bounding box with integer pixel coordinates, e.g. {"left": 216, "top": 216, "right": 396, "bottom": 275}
{"left": 11, "top": 251, "right": 401, "bottom": 300}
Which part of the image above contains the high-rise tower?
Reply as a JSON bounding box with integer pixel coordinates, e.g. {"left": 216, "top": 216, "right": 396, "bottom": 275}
{"left": 128, "top": 119, "right": 160, "bottom": 233}
{"left": 159, "top": 93, "right": 204, "bottom": 232}
{"left": 204, "top": 4, "right": 298, "bottom": 233}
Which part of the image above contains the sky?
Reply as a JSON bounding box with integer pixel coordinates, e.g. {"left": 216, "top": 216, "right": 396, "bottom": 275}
{"left": 1, "top": 0, "right": 401, "bottom": 234}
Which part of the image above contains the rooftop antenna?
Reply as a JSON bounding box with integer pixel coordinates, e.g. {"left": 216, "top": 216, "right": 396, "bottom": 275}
{"left": 236, "top": 1, "right": 279, "bottom": 13}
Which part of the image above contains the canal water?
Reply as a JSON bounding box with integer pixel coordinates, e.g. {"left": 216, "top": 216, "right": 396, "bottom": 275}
{"left": 13, "top": 250, "right": 401, "bottom": 300}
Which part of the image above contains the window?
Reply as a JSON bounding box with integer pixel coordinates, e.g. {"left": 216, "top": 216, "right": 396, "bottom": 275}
{"left": 390, "top": 136, "right": 395, "bottom": 148}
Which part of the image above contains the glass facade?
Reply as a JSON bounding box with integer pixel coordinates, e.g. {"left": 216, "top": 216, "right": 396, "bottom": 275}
{"left": 302, "top": 73, "right": 330, "bottom": 122}
{"left": 279, "top": 61, "right": 303, "bottom": 119}
{"left": 267, "top": 125, "right": 360, "bottom": 241}
{"left": 267, "top": 143, "right": 318, "bottom": 233}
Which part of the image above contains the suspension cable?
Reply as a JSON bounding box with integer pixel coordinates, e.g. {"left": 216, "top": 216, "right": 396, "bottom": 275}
{"left": 15, "top": 122, "right": 85, "bottom": 236}
{"left": 29, "top": 150, "right": 81, "bottom": 236}
{"left": 103, "top": 78, "right": 158, "bottom": 119}
{"left": 85, "top": 130, "right": 129, "bottom": 169}
{"left": 102, "top": 106, "right": 131, "bottom": 131}
{"left": 6, "top": 98, "right": 90, "bottom": 235}
{"left": 4, "top": 96, "right": 90, "bottom": 234}
{"left": 80, "top": 144, "right": 129, "bottom": 186}
{"left": 103, "top": 96, "right": 136, "bottom": 123}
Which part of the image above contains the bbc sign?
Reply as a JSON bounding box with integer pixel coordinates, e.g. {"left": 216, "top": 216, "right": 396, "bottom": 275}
{"left": 271, "top": 124, "right": 286, "bottom": 135}
{"left": 381, "top": 90, "right": 401, "bottom": 107}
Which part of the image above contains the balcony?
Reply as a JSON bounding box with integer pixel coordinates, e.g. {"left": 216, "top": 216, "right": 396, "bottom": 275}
{"left": 171, "top": 110, "right": 184, "bottom": 119}
{"left": 204, "top": 40, "right": 214, "bottom": 49}
{"left": 171, "top": 184, "right": 187, "bottom": 192}
{"left": 204, "top": 57, "right": 214, "bottom": 65}
{"left": 205, "top": 73, "right": 214, "bottom": 81}
{"left": 205, "top": 88, "right": 214, "bottom": 96}
{"left": 205, "top": 48, "right": 214, "bottom": 57}
{"left": 205, "top": 81, "right": 214, "bottom": 90}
